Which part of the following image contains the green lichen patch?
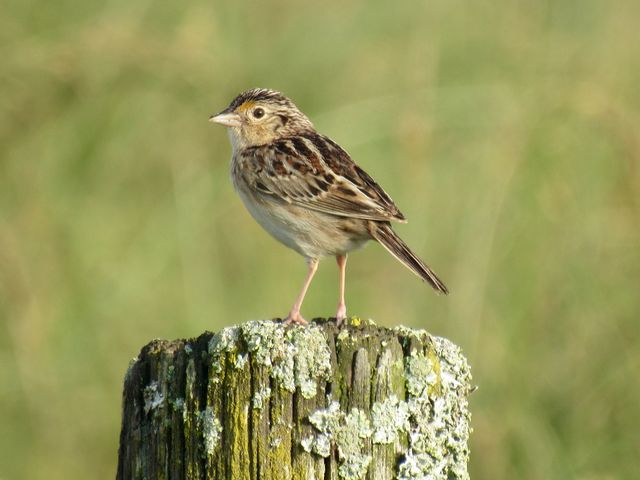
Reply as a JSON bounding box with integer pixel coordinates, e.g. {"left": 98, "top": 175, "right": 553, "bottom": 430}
{"left": 199, "top": 406, "right": 222, "bottom": 457}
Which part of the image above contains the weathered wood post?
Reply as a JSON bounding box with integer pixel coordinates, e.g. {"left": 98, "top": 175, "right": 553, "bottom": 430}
{"left": 117, "top": 318, "right": 472, "bottom": 480}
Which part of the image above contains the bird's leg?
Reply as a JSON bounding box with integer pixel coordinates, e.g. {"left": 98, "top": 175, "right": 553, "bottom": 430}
{"left": 335, "top": 254, "right": 348, "bottom": 327}
{"left": 284, "top": 258, "right": 319, "bottom": 325}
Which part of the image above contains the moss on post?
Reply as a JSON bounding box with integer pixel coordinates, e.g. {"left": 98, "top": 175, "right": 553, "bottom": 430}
{"left": 117, "top": 318, "right": 472, "bottom": 480}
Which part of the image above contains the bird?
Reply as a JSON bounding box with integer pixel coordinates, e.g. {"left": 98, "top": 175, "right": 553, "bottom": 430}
{"left": 209, "top": 88, "right": 448, "bottom": 326}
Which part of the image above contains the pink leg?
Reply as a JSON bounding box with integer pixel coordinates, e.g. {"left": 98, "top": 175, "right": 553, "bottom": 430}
{"left": 284, "top": 258, "right": 319, "bottom": 325}
{"left": 336, "top": 254, "right": 348, "bottom": 327}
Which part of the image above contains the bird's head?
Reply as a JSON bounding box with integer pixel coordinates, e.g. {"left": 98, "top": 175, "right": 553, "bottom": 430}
{"left": 209, "top": 88, "right": 314, "bottom": 149}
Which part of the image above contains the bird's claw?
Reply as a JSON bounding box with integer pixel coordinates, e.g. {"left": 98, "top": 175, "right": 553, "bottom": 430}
{"left": 284, "top": 312, "right": 308, "bottom": 326}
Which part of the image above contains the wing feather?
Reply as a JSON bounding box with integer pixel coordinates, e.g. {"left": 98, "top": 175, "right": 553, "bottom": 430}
{"left": 237, "top": 134, "right": 406, "bottom": 223}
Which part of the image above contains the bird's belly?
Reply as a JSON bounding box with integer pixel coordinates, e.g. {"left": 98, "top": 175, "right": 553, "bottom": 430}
{"left": 236, "top": 188, "right": 370, "bottom": 259}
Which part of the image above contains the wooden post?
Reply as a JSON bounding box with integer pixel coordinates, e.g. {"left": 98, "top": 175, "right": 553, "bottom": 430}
{"left": 117, "top": 319, "right": 472, "bottom": 480}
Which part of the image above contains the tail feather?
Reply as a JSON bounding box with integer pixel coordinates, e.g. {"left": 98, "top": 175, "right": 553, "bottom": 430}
{"left": 369, "top": 222, "right": 449, "bottom": 295}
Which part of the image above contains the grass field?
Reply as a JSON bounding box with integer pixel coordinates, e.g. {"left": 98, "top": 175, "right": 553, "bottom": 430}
{"left": 1, "top": 0, "right": 639, "bottom": 478}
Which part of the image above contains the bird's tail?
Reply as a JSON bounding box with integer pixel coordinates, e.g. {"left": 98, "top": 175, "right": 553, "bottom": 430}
{"left": 369, "top": 222, "right": 449, "bottom": 294}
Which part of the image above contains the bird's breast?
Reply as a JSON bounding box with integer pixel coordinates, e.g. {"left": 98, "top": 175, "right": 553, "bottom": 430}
{"left": 231, "top": 171, "right": 370, "bottom": 258}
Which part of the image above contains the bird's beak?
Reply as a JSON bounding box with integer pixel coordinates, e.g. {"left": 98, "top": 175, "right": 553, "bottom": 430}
{"left": 209, "top": 111, "right": 242, "bottom": 127}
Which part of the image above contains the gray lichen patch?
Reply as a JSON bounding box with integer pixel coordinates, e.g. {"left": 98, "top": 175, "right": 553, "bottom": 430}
{"left": 405, "top": 349, "right": 442, "bottom": 398}
{"left": 252, "top": 386, "right": 272, "bottom": 410}
{"left": 120, "top": 320, "right": 472, "bottom": 480}
{"left": 336, "top": 328, "right": 350, "bottom": 344}
{"left": 207, "top": 320, "right": 332, "bottom": 399}
{"left": 208, "top": 327, "right": 240, "bottom": 366}
{"left": 289, "top": 325, "right": 332, "bottom": 398}
{"left": 392, "top": 325, "right": 432, "bottom": 344}
{"left": 143, "top": 381, "right": 165, "bottom": 414}
{"left": 339, "top": 455, "right": 371, "bottom": 480}
{"left": 303, "top": 332, "right": 472, "bottom": 480}
{"left": 432, "top": 336, "right": 472, "bottom": 390}
{"left": 241, "top": 320, "right": 286, "bottom": 366}
{"left": 171, "top": 397, "right": 185, "bottom": 412}
{"left": 398, "top": 336, "right": 472, "bottom": 480}
{"left": 234, "top": 353, "right": 248, "bottom": 370}
{"left": 199, "top": 406, "right": 222, "bottom": 457}
{"left": 305, "top": 401, "right": 372, "bottom": 480}
{"left": 335, "top": 317, "right": 379, "bottom": 346}
{"left": 304, "top": 400, "right": 341, "bottom": 457}
{"left": 337, "top": 409, "right": 373, "bottom": 480}
{"left": 371, "top": 395, "right": 410, "bottom": 444}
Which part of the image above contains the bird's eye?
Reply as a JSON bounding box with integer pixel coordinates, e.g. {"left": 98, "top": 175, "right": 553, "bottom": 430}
{"left": 253, "top": 107, "right": 265, "bottom": 119}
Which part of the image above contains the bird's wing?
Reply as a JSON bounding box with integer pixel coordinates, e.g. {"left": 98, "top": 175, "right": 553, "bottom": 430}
{"left": 238, "top": 134, "right": 407, "bottom": 223}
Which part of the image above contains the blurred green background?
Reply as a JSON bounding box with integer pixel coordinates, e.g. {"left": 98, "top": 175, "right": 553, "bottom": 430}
{"left": 2, "top": 0, "right": 639, "bottom": 478}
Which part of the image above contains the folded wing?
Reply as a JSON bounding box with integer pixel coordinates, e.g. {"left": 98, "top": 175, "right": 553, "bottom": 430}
{"left": 238, "top": 133, "right": 407, "bottom": 223}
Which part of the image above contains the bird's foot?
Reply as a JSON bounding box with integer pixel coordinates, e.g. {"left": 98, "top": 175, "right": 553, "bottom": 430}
{"left": 284, "top": 311, "right": 308, "bottom": 326}
{"left": 335, "top": 303, "right": 347, "bottom": 328}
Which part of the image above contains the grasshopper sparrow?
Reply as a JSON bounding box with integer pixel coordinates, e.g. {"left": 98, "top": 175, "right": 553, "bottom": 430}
{"left": 210, "top": 88, "right": 448, "bottom": 326}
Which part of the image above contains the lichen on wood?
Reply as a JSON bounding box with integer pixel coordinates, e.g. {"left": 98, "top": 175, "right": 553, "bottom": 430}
{"left": 117, "top": 318, "right": 472, "bottom": 480}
